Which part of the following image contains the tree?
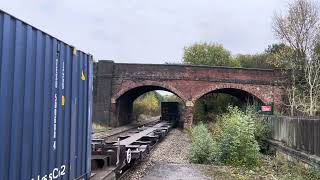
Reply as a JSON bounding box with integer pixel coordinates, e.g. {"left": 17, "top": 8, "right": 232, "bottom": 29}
{"left": 265, "top": 43, "right": 288, "bottom": 54}
{"left": 265, "top": 43, "right": 295, "bottom": 69}
{"left": 273, "top": 0, "right": 320, "bottom": 116}
{"left": 183, "top": 43, "right": 239, "bottom": 67}
{"left": 133, "top": 91, "right": 161, "bottom": 120}
{"left": 233, "top": 44, "right": 293, "bottom": 69}
{"left": 298, "top": 45, "right": 320, "bottom": 115}
{"left": 235, "top": 54, "right": 273, "bottom": 69}
{"left": 265, "top": 43, "right": 297, "bottom": 115}
{"left": 273, "top": 0, "right": 320, "bottom": 59}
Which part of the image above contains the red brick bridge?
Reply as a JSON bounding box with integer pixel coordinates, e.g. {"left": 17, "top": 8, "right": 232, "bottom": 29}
{"left": 93, "top": 60, "right": 284, "bottom": 128}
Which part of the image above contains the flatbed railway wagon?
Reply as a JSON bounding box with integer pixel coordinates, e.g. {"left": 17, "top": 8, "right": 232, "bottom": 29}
{"left": 0, "top": 10, "right": 93, "bottom": 180}
{"left": 91, "top": 121, "right": 174, "bottom": 179}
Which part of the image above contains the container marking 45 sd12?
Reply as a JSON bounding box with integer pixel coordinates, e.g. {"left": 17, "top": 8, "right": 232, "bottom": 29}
{"left": 0, "top": 10, "right": 93, "bottom": 180}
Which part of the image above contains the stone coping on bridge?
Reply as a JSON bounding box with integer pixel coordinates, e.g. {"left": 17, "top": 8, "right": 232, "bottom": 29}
{"left": 97, "top": 60, "right": 281, "bottom": 72}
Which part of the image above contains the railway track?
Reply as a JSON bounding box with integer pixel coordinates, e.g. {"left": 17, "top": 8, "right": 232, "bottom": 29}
{"left": 98, "top": 120, "right": 161, "bottom": 141}
{"left": 92, "top": 117, "right": 160, "bottom": 138}
{"left": 90, "top": 120, "right": 175, "bottom": 180}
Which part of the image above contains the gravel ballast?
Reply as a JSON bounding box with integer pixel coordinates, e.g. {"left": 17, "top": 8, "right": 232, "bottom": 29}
{"left": 120, "top": 129, "right": 192, "bottom": 180}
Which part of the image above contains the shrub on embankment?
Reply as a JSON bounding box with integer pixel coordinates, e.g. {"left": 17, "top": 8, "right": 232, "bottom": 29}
{"left": 188, "top": 106, "right": 270, "bottom": 168}
{"left": 187, "top": 123, "right": 217, "bottom": 164}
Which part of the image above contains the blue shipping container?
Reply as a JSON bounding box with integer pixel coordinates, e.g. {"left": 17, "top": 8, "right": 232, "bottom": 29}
{"left": 0, "top": 10, "right": 93, "bottom": 180}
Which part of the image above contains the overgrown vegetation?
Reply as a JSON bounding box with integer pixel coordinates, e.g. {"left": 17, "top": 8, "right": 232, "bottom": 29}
{"left": 188, "top": 106, "right": 266, "bottom": 169}
{"left": 133, "top": 91, "right": 161, "bottom": 121}
{"left": 253, "top": 117, "right": 272, "bottom": 153}
{"left": 272, "top": 0, "right": 320, "bottom": 116}
{"left": 193, "top": 93, "right": 242, "bottom": 123}
{"left": 214, "top": 107, "right": 261, "bottom": 168}
{"left": 201, "top": 155, "right": 320, "bottom": 180}
{"left": 188, "top": 106, "right": 320, "bottom": 178}
{"left": 187, "top": 123, "right": 217, "bottom": 164}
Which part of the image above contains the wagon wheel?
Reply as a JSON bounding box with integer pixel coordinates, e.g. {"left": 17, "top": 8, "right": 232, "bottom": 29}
{"left": 126, "top": 149, "right": 132, "bottom": 164}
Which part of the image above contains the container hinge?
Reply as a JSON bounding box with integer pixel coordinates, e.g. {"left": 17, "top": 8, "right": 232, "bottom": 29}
{"left": 73, "top": 47, "right": 77, "bottom": 56}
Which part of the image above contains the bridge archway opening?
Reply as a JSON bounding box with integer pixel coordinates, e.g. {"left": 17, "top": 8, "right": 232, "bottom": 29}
{"left": 192, "top": 88, "right": 265, "bottom": 124}
{"left": 114, "top": 85, "right": 183, "bottom": 126}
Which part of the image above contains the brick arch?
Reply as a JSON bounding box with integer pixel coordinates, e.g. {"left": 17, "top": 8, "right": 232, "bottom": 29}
{"left": 191, "top": 83, "right": 272, "bottom": 104}
{"left": 94, "top": 61, "right": 284, "bottom": 127}
{"left": 113, "top": 81, "right": 187, "bottom": 102}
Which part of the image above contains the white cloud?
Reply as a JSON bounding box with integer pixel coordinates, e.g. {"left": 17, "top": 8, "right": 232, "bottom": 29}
{"left": 0, "top": 0, "right": 287, "bottom": 63}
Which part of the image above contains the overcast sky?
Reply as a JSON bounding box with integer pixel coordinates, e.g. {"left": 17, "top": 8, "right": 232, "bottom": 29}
{"left": 0, "top": 0, "right": 289, "bottom": 63}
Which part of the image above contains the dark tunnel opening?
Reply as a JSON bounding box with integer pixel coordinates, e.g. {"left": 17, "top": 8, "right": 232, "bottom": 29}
{"left": 193, "top": 88, "right": 265, "bottom": 124}
{"left": 114, "top": 86, "right": 183, "bottom": 126}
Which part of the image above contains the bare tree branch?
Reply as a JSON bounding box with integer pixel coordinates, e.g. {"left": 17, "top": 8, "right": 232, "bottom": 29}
{"left": 273, "top": 0, "right": 320, "bottom": 116}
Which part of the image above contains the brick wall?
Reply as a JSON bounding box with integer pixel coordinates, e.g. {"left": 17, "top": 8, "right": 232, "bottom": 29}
{"left": 94, "top": 61, "right": 285, "bottom": 127}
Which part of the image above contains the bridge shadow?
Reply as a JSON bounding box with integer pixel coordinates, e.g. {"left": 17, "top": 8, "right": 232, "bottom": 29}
{"left": 113, "top": 85, "right": 184, "bottom": 127}
{"left": 112, "top": 85, "right": 266, "bottom": 128}
{"left": 192, "top": 88, "right": 265, "bottom": 124}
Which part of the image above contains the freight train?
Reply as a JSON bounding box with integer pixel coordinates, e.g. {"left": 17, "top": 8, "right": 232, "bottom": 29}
{"left": 91, "top": 121, "right": 174, "bottom": 179}
{"left": 90, "top": 102, "right": 181, "bottom": 179}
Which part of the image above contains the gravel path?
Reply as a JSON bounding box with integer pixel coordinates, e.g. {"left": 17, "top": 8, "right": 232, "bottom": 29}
{"left": 149, "top": 129, "right": 191, "bottom": 164}
{"left": 142, "top": 163, "right": 211, "bottom": 180}
{"left": 120, "top": 129, "right": 210, "bottom": 180}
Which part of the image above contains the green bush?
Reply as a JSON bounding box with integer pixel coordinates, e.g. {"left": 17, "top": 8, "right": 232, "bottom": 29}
{"left": 254, "top": 118, "right": 272, "bottom": 153}
{"left": 246, "top": 106, "right": 272, "bottom": 153}
{"left": 215, "top": 107, "right": 261, "bottom": 168}
{"left": 189, "top": 106, "right": 262, "bottom": 168}
{"left": 187, "top": 123, "right": 217, "bottom": 164}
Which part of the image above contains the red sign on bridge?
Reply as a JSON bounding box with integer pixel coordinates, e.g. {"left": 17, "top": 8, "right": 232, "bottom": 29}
{"left": 261, "top": 106, "right": 272, "bottom": 112}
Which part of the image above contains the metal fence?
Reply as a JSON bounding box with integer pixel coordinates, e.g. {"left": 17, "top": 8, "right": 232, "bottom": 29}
{"left": 261, "top": 116, "right": 320, "bottom": 157}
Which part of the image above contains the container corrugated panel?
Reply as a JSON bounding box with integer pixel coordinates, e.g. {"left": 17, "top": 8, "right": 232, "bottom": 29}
{"left": 0, "top": 10, "right": 93, "bottom": 180}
